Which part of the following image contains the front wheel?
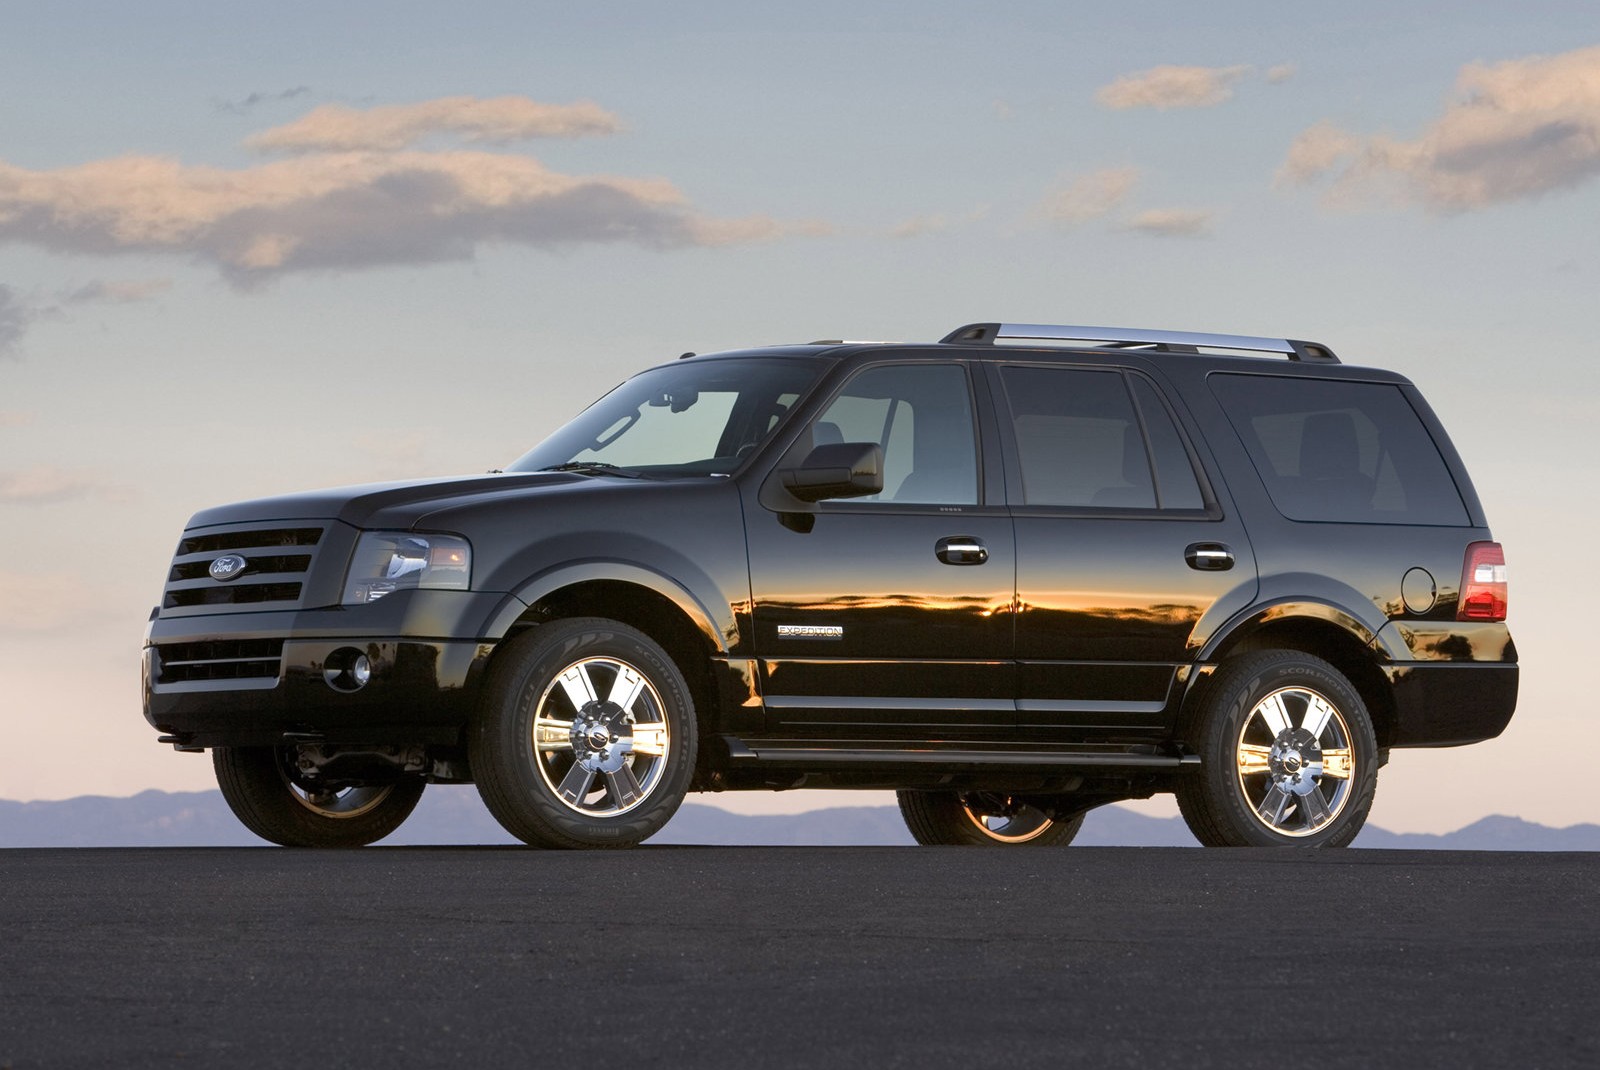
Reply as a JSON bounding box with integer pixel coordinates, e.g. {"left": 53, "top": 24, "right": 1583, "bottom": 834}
{"left": 213, "top": 746, "right": 425, "bottom": 847}
{"left": 471, "top": 618, "right": 698, "bottom": 849}
{"left": 1176, "top": 651, "right": 1378, "bottom": 847}
{"left": 897, "top": 791, "right": 1086, "bottom": 846}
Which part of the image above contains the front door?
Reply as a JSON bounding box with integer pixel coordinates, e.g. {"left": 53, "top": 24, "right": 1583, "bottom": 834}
{"left": 744, "top": 361, "right": 1015, "bottom": 741}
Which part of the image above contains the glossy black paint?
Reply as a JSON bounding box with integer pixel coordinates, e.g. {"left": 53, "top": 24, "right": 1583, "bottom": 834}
{"left": 745, "top": 505, "right": 1016, "bottom": 738}
{"left": 145, "top": 637, "right": 491, "bottom": 747}
{"left": 1385, "top": 663, "right": 1519, "bottom": 746}
{"left": 143, "top": 337, "right": 1518, "bottom": 790}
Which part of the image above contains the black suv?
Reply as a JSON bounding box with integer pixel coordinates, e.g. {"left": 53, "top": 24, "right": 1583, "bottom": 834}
{"left": 143, "top": 322, "right": 1517, "bottom": 849}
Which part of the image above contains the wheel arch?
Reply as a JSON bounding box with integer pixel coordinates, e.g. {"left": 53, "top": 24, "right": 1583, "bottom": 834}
{"left": 1192, "top": 605, "right": 1398, "bottom": 749}
{"left": 487, "top": 562, "right": 731, "bottom": 649}
{"left": 488, "top": 568, "right": 730, "bottom": 760}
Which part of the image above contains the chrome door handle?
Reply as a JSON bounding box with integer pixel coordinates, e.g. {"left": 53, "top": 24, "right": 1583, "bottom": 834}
{"left": 1185, "top": 543, "right": 1234, "bottom": 571}
{"left": 936, "top": 536, "right": 988, "bottom": 565}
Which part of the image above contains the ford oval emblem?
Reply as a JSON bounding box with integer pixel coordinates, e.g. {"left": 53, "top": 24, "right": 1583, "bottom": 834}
{"left": 209, "top": 554, "right": 249, "bottom": 582}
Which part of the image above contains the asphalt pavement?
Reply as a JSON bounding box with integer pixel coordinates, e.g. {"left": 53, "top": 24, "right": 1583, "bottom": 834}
{"left": 1, "top": 846, "right": 1596, "bottom": 1069}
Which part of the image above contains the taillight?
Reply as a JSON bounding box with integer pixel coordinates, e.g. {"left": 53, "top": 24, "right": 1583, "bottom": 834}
{"left": 1457, "top": 541, "right": 1507, "bottom": 622}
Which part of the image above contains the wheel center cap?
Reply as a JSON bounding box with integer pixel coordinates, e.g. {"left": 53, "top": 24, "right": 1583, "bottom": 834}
{"left": 569, "top": 707, "right": 630, "bottom": 774}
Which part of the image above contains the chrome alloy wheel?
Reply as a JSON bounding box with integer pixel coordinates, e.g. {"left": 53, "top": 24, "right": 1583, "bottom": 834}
{"left": 531, "top": 655, "right": 670, "bottom": 817}
{"left": 960, "top": 793, "right": 1055, "bottom": 843}
{"left": 276, "top": 751, "right": 397, "bottom": 820}
{"left": 1235, "top": 686, "right": 1356, "bottom": 837}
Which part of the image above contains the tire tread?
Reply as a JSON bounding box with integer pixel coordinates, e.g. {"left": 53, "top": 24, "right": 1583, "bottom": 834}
{"left": 212, "top": 746, "right": 424, "bottom": 848}
{"left": 471, "top": 617, "right": 697, "bottom": 849}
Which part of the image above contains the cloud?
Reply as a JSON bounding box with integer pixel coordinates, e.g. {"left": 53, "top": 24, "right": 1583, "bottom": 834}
{"left": 1265, "top": 64, "right": 1298, "bottom": 85}
{"left": 0, "top": 150, "right": 815, "bottom": 285}
{"left": 0, "top": 284, "right": 33, "bottom": 358}
{"left": 1278, "top": 44, "right": 1600, "bottom": 211}
{"left": 1037, "top": 168, "right": 1139, "bottom": 224}
{"left": 0, "top": 465, "right": 106, "bottom": 505}
{"left": 1279, "top": 122, "right": 1365, "bottom": 187}
{"left": 1095, "top": 65, "right": 1252, "bottom": 110}
{"left": 215, "top": 86, "right": 311, "bottom": 115}
{"left": 886, "top": 206, "right": 988, "bottom": 239}
{"left": 1124, "top": 208, "right": 1214, "bottom": 237}
{"left": 0, "top": 410, "right": 34, "bottom": 427}
{"left": 247, "top": 96, "right": 623, "bottom": 153}
{"left": 889, "top": 214, "right": 949, "bottom": 239}
{"left": 61, "top": 278, "right": 173, "bottom": 304}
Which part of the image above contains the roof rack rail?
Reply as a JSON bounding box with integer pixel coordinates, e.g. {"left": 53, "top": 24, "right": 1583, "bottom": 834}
{"left": 940, "top": 322, "right": 1339, "bottom": 364}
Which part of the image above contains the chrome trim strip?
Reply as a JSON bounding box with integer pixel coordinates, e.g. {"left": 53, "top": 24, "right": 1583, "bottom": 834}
{"left": 761, "top": 696, "right": 1014, "bottom": 712}
{"left": 148, "top": 677, "right": 281, "bottom": 693}
{"left": 726, "top": 743, "right": 1190, "bottom": 769}
{"left": 1016, "top": 699, "right": 1168, "bottom": 714}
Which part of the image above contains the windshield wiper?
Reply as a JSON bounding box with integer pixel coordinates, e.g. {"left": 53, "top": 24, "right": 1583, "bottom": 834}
{"left": 538, "top": 462, "right": 644, "bottom": 478}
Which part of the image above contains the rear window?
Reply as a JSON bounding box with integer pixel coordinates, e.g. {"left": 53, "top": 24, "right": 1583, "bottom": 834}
{"left": 1210, "top": 374, "right": 1468, "bottom": 525}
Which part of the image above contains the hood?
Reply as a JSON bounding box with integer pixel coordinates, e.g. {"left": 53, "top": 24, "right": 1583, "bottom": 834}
{"left": 184, "top": 471, "right": 597, "bottom": 529}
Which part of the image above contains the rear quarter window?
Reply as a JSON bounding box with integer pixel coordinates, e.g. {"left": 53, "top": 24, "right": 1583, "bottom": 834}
{"left": 1210, "top": 374, "right": 1469, "bottom": 525}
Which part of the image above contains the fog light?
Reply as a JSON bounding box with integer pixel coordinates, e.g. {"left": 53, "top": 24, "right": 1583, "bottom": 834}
{"left": 324, "top": 648, "right": 372, "bottom": 692}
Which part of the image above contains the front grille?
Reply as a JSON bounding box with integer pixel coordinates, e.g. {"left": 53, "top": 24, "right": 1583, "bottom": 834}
{"left": 156, "top": 638, "right": 285, "bottom": 683}
{"left": 169, "top": 554, "right": 312, "bottom": 582}
{"left": 164, "top": 582, "right": 304, "bottom": 609}
{"left": 161, "top": 525, "right": 324, "bottom": 613}
{"left": 178, "top": 528, "right": 324, "bottom": 555}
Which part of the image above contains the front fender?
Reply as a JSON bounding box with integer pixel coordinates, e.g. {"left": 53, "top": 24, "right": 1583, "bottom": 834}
{"left": 481, "top": 560, "right": 732, "bottom": 654}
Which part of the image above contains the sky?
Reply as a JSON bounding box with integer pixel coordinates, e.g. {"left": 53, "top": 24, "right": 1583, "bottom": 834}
{"left": 2, "top": 1, "right": 1598, "bottom": 834}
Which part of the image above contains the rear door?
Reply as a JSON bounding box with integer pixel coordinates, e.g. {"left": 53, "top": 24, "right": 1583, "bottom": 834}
{"left": 991, "top": 362, "right": 1259, "bottom": 746}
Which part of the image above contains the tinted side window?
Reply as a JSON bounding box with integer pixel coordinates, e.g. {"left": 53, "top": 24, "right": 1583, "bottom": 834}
{"left": 811, "top": 363, "right": 978, "bottom": 504}
{"left": 998, "top": 367, "right": 1209, "bottom": 511}
{"left": 999, "top": 367, "right": 1156, "bottom": 508}
{"left": 1131, "top": 377, "right": 1206, "bottom": 510}
{"left": 1210, "top": 374, "right": 1468, "bottom": 525}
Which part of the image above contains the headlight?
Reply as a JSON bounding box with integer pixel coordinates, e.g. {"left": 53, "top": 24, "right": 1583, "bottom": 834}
{"left": 342, "top": 531, "right": 471, "bottom": 604}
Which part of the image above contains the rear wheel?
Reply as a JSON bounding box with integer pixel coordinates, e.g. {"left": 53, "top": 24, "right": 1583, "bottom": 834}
{"left": 471, "top": 618, "right": 697, "bottom": 849}
{"left": 213, "top": 746, "right": 424, "bottom": 847}
{"left": 897, "top": 790, "right": 1086, "bottom": 846}
{"left": 1176, "top": 651, "right": 1378, "bottom": 847}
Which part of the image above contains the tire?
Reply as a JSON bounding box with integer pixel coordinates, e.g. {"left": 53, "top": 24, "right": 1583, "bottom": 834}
{"left": 213, "top": 746, "right": 425, "bottom": 848}
{"left": 1176, "top": 651, "right": 1378, "bottom": 847}
{"left": 471, "top": 618, "right": 698, "bottom": 849}
{"left": 897, "top": 790, "right": 1086, "bottom": 846}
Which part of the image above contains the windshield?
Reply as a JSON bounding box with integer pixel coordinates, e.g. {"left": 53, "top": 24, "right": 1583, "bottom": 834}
{"left": 508, "top": 357, "right": 827, "bottom": 477}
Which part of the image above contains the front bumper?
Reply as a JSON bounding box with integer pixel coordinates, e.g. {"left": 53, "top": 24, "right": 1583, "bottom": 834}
{"left": 142, "top": 589, "right": 513, "bottom": 748}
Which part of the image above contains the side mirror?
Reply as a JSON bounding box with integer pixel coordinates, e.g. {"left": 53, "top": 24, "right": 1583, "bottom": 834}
{"left": 781, "top": 442, "right": 884, "bottom": 502}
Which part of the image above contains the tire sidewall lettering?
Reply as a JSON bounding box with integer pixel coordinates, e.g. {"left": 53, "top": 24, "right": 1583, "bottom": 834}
{"left": 1182, "top": 652, "right": 1377, "bottom": 848}
{"left": 472, "top": 618, "right": 697, "bottom": 848}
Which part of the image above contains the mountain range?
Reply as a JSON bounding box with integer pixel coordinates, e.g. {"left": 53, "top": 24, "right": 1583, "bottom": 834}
{"left": 2, "top": 788, "right": 1597, "bottom": 850}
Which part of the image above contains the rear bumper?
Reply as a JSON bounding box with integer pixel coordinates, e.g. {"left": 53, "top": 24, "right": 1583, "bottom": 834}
{"left": 1383, "top": 662, "right": 1519, "bottom": 747}
{"left": 1372, "top": 619, "right": 1518, "bottom": 747}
